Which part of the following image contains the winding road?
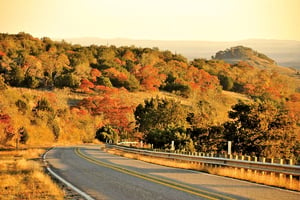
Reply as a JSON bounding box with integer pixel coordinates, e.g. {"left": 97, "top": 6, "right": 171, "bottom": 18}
{"left": 45, "top": 145, "right": 300, "bottom": 200}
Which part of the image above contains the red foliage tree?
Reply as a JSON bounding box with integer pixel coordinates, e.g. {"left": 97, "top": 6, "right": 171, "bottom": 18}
{"left": 78, "top": 94, "right": 134, "bottom": 133}
{"left": 79, "top": 78, "right": 95, "bottom": 93}
{"left": 186, "top": 67, "right": 219, "bottom": 92}
{"left": 0, "top": 50, "right": 6, "bottom": 57}
{"left": 0, "top": 114, "right": 11, "bottom": 124}
{"left": 90, "top": 68, "right": 102, "bottom": 82}
{"left": 104, "top": 67, "right": 128, "bottom": 82}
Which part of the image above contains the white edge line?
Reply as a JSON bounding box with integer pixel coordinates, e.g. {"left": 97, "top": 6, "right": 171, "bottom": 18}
{"left": 43, "top": 148, "right": 95, "bottom": 200}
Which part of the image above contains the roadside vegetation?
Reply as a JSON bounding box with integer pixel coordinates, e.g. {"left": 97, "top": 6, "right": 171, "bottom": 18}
{"left": 0, "top": 148, "right": 64, "bottom": 200}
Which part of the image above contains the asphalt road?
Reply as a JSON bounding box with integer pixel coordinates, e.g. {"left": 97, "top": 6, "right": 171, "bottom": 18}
{"left": 45, "top": 145, "right": 300, "bottom": 200}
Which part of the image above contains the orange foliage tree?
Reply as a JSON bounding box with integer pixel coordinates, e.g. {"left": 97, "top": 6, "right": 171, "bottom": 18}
{"left": 78, "top": 78, "right": 95, "bottom": 93}
{"left": 78, "top": 93, "right": 135, "bottom": 137}
{"left": 133, "top": 65, "right": 166, "bottom": 91}
{"left": 90, "top": 68, "right": 102, "bottom": 82}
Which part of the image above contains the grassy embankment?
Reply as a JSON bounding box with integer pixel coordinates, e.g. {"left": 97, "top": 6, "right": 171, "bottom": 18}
{"left": 0, "top": 148, "right": 64, "bottom": 200}
{"left": 107, "top": 148, "right": 300, "bottom": 192}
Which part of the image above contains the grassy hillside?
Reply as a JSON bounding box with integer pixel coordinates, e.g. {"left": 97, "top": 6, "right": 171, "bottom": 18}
{"left": 0, "top": 86, "right": 249, "bottom": 148}
{"left": 213, "top": 46, "right": 298, "bottom": 75}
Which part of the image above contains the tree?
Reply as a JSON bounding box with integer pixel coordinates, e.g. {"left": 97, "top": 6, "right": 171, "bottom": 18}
{"left": 0, "top": 114, "right": 15, "bottom": 145}
{"left": 95, "top": 125, "right": 118, "bottom": 143}
{"left": 35, "top": 98, "right": 53, "bottom": 112}
{"left": 223, "top": 101, "right": 298, "bottom": 158}
{"left": 52, "top": 122, "right": 60, "bottom": 141}
{"left": 54, "top": 73, "right": 80, "bottom": 88}
{"left": 8, "top": 66, "right": 24, "bottom": 86}
{"left": 97, "top": 76, "right": 113, "bottom": 87}
{"left": 134, "top": 97, "right": 188, "bottom": 133}
{"left": 191, "top": 126, "right": 225, "bottom": 153}
{"left": 19, "top": 127, "right": 29, "bottom": 144}
{"left": 218, "top": 74, "right": 234, "bottom": 91}
{"left": 187, "top": 100, "right": 217, "bottom": 128}
{"left": 79, "top": 78, "right": 95, "bottom": 93}
{"left": 0, "top": 75, "right": 7, "bottom": 90}
{"left": 15, "top": 99, "right": 28, "bottom": 114}
{"left": 78, "top": 94, "right": 134, "bottom": 134}
{"left": 133, "top": 65, "right": 165, "bottom": 91}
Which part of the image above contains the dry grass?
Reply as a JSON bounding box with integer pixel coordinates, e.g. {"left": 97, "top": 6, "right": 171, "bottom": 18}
{"left": 210, "top": 167, "right": 300, "bottom": 191}
{"left": 0, "top": 148, "right": 64, "bottom": 200}
{"left": 108, "top": 148, "right": 300, "bottom": 192}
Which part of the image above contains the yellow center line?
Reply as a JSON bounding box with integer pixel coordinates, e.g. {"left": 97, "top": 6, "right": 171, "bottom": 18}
{"left": 75, "top": 147, "right": 236, "bottom": 200}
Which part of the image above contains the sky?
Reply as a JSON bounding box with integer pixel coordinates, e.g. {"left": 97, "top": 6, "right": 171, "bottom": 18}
{"left": 0, "top": 0, "right": 299, "bottom": 41}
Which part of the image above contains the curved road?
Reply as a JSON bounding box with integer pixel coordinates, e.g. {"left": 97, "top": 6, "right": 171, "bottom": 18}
{"left": 45, "top": 145, "right": 300, "bottom": 200}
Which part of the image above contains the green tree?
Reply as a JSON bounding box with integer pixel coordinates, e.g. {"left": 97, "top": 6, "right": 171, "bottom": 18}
{"left": 218, "top": 74, "right": 234, "bottom": 91}
{"left": 35, "top": 98, "right": 53, "bottom": 112}
{"left": 144, "top": 127, "right": 194, "bottom": 151}
{"left": 191, "top": 126, "right": 225, "bottom": 153}
{"left": 97, "top": 76, "right": 113, "bottom": 87}
{"left": 223, "top": 101, "right": 298, "bottom": 158}
{"left": 0, "top": 75, "right": 7, "bottom": 90}
{"left": 52, "top": 122, "right": 60, "bottom": 141}
{"left": 19, "top": 127, "right": 29, "bottom": 144}
{"left": 54, "top": 73, "right": 80, "bottom": 88}
{"left": 8, "top": 66, "right": 24, "bottom": 86}
{"left": 24, "top": 75, "right": 40, "bottom": 88}
{"left": 95, "top": 125, "right": 118, "bottom": 143}
{"left": 15, "top": 99, "right": 28, "bottom": 114}
{"left": 134, "top": 97, "right": 188, "bottom": 133}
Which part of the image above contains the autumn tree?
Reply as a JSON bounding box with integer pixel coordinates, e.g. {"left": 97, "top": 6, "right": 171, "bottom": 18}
{"left": 133, "top": 65, "right": 165, "bottom": 91}
{"left": 223, "top": 101, "right": 298, "bottom": 158}
{"left": 78, "top": 94, "right": 134, "bottom": 136}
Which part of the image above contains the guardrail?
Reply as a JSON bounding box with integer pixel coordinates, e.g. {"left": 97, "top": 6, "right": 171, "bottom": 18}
{"left": 106, "top": 145, "right": 300, "bottom": 181}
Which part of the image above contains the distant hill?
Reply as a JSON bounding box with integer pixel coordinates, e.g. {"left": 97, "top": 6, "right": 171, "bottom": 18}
{"left": 213, "top": 46, "right": 275, "bottom": 65}
{"left": 63, "top": 38, "right": 300, "bottom": 70}
{"left": 212, "top": 46, "right": 298, "bottom": 77}
{"left": 213, "top": 45, "right": 279, "bottom": 69}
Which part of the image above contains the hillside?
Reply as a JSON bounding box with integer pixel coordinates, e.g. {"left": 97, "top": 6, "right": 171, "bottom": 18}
{"left": 213, "top": 46, "right": 294, "bottom": 72}
{"left": 65, "top": 38, "right": 300, "bottom": 70}
{"left": 0, "top": 32, "right": 299, "bottom": 160}
{"left": 214, "top": 46, "right": 275, "bottom": 65}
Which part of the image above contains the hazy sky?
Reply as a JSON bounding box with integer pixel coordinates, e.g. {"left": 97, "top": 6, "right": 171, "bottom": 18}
{"left": 1, "top": 0, "right": 299, "bottom": 41}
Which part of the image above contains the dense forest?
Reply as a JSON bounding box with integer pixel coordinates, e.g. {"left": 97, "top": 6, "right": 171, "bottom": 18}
{"left": 0, "top": 33, "right": 299, "bottom": 161}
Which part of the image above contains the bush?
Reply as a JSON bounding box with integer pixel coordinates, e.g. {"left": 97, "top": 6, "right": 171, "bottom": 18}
{"left": 0, "top": 75, "right": 7, "bottom": 90}
{"left": 19, "top": 127, "right": 29, "bottom": 144}
{"left": 54, "top": 73, "right": 80, "bottom": 88}
{"left": 15, "top": 99, "right": 28, "bottom": 114}
{"left": 95, "top": 125, "right": 118, "bottom": 143}
{"left": 35, "top": 98, "right": 53, "bottom": 112}
{"left": 218, "top": 74, "right": 234, "bottom": 91}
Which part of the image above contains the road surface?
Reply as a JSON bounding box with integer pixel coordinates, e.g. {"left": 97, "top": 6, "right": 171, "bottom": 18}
{"left": 45, "top": 145, "right": 300, "bottom": 200}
